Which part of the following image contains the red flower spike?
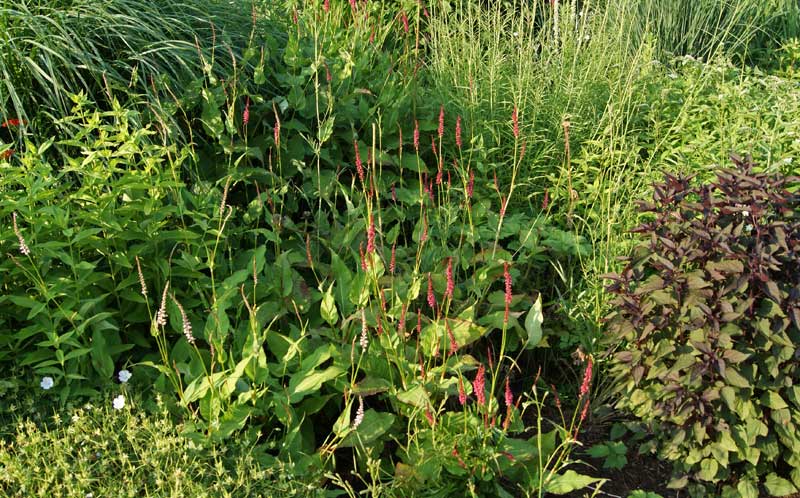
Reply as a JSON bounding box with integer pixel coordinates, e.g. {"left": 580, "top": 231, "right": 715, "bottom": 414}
{"left": 542, "top": 189, "right": 549, "bottom": 210}
{"left": 467, "top": 169, "right": 474, "bottom": 199}
{"left": 438, "top": 105, "right": 445, "bottom": 139}
{"left": 390, "top": 243, "right": 396, "bottom": 274}
{"left": 505, "top": 377, "right": 513, "bottom": 407}
{"left": 0, "top": 149, "right": 14, "bottom": 160}
{"left": 1, "top": 119, "right": 25, "bottom": 128}
{"left": 400, "top": 11, "right": 409, "bottom": 33}
{"left": 324, "top": 0, "right": 330, "bottom": 12}
{"left": 413, "top": 120, "right": 420, "bottom": 152}
{"left": 243, "top": 96, "right": 250, "bottom": 126}
{"left": 398, "top": 305, "right": 406, "bottom": 335}
{"left": 458, "top": 377, "right": 467, "bottom": 405}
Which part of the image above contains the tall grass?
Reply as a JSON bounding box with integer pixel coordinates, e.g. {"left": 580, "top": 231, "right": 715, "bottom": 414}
{"left": 0, "top": 0, "right": 275, "bottom": 142}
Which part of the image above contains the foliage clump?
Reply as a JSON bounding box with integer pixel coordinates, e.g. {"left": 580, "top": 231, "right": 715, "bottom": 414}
{"left": 604, "top": 155, "right": 800, "bottom": 497}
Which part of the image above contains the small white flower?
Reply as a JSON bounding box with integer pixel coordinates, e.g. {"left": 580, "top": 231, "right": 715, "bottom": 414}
{"left": 742, "top": 210, "right": 750, "bottom": 217}
{"left": 112, "top": 395, "right": 125, "bottom": 410}
{"left": 118, "top": 369, "right": 132, "bottom": 383}
{"left": 352, "top": 396, "right": 365, "bottom": 429}
{"left": 40, "top": 377, "right": 54, "bottom": 390}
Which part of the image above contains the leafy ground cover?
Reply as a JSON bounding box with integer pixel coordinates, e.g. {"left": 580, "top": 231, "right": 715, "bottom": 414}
{"left": 1, "top": 0, "right": 799, "bottom": 496}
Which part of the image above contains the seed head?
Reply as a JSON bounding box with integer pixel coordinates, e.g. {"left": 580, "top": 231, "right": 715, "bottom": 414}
{"left": 135, "top": 256, "right": 147, "bottom": 298}
{"left": 353, "top": 396, "right": 365, "bottom": 428}
{"left": 12, "top": 212, "right": 30, "bottom": 256}
{"left": 155, "top": 282, "right": 169, "bottom": 327}
{"left": 360, "top": 308, "right": 369, "bottom": 349}
{"left": 171, "top": 294, "right": 195, "bottom": 345}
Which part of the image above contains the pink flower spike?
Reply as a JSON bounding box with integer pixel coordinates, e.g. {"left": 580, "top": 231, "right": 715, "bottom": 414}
{"left": 242, "top": 96, "right": 250, "bottom": 126}
{"left": 445, "top": 258, "right": 454, "bottom": 299}
{"left": 390, "top": 243, "right": 396, "bottom": 274}
{"left": 512, "top": 106, "right": 519, "bottom": 139}
{"left": 579, "top": 356, "right": 593, "bottom": 398}
{"left": 354, "top": 140, "right": 364, "bottom": 183}
{"left": 413, "top": 120, "right": 420, "bottom": 152}
{"left": 504, "top": 377, "right": 513, "bottom": 407}
{"left": 438, "top": 105, "right": 445, "bottom": 139}
{"left": 366, "top": 215, "right": 375, "bottom": 253}
{"left": 458, "top": 377, "right": 467, "bottom": 405}
{"left": 400, "top": 11, "right": 409, "bottom": 33}
{"left": 473, "top": 364, "right": 486, "bottom": 406}
{"left": 503, "top": 263, "right": 512, "bottom": 324}
{"left": 467, "top": 169, "right": 474, "bottom": 199}
{"left": 427, "top": 273, "right": 436, "bottom": 310}
{"left": 323, "top": 0, "right": 330, "bottom": 12}
{"left": 455, "top": 115, "right": 462, "bottom": 149}
{"left": 447, "top": 322, "right": 458, "bottom": 356}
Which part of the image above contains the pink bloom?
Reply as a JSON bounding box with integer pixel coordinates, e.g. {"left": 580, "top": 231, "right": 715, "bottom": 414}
{"left": 242, "top": 96, "right": 250, "bottom": 126}
{"left": 425, "top": 408, "right": 435, "bottom": 426}
{"left": 398, "top": 305, "right": 406, "bottom": 335}
{"left": 542, "top": 189, "right": 549, "bottom": 210}
{"left": 512, "top": 106, "right": 519, "bottom": 138}
{"left": 458, "top": 377, "right": 467, "bottom": 405}
{"left": 519, "top": 139, "right": 526, "bottom": 162}
{"left": 503, "top": 263, "right": 512, "bottom": 324}
{"left": 323, "top": 0, "right": 330, "bottom": 12}
{"left": 505, "top": 377, "right": 513, "bottom": 407}
{"left": 390, "top": 243, "right": 396, "bottom": 274}
{"left": 12, "top": 212, "right": 30, "bottom": 256}
{"left": 579, "top": 356, "right": 593, "bottom": 398}
{"left": 273, "top": 109, "right": 281, "bottom": 147}
{"left": 467, "top": 169, "right": 474, "bottom": 199}
{"left": 359, "top": 242, "right": 367, "bottom": 271}
{"left": 421, "top": 215, "right": 428, "bottom": 242}
{"left": 413, "top": 120, "right": 420, "bottom": 152}
{"left": 354, "top": 140, "right": 364, "bottom": 183}
{"left": 366, "top": 215, "right": 375, "bottom": 253}
{"left": 580, "top": 399, "right": 590, "bottom": 423}
{"left": 445, "top": 258, "right": 454, "bottom": 299}
{"left": 1, "top": 118, "right": 24, "bottom": 128}
{"left": 438, "top": 105, "right": 445, "bottom": 139}
{"left": 473, "top": 364, "right": 486, "bottom": 406}
{"left": 400, "top": 11, "right": 409, "bottom": 33}
{"left": 447, "top": 322, "right": 458, "bottom": 356}
{"left": 455, "top": 115, "right": 462, "bottom": 149}
{"left": 427, "top": 273, "right": 436, "bottom": 310}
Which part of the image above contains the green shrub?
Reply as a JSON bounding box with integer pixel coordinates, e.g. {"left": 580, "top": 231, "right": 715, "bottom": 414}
{"left": 0, "top": 394, "right": 328, "bottom": 497}
{"left": 604, "top": 155, "right": 800, "bottom": 497}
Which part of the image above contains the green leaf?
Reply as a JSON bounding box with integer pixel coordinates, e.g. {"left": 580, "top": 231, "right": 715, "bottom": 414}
{"left": 524, "top": 294, "right": 544, "bottom": 349}
{"left": 764, "top": 473, "right": 798, "bottom": 497}
{"left": 339, "top": 410, "right": 395, "bottom": 448}
{"left": 545, "top": 470, "right": 603, "bottom": 494}
{"left": 721, "top": 367, "right": 750, "bottom": 388}
{"left": 320, "top": 283, "right": 338, "bottom": 326}
{"left": 396, "top": 385, "right": 429, "bottom": 408}
{"left": 737, "top": 479, "right": 759, "bottom": 498}
{"left": 288, "top": 365, "right": 344, "bottom": 403}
